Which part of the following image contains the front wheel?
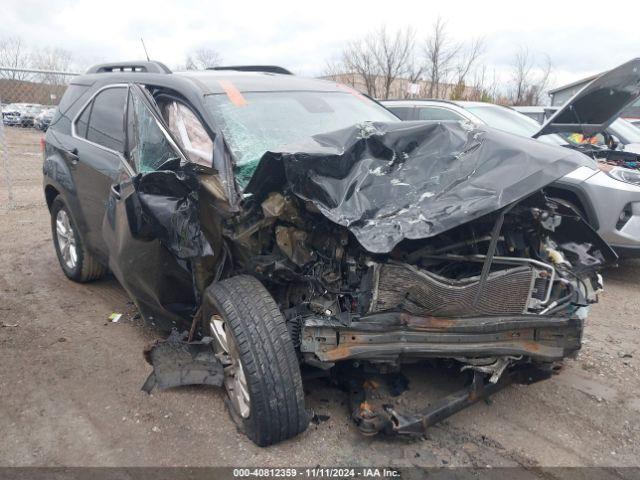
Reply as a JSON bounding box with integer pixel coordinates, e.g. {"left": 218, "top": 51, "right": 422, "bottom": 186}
{"left": 202, "top": 275, "right": 309, "bottom": 446}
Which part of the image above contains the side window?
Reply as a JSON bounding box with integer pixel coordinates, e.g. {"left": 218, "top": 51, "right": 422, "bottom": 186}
{"left": 388, "top": 106, "right": 415, "bottom": 120}
{"left": 85, "top": 87, "right": 127, "bottom": 152}
{"left": 417, "top": 107, "right": 465, "bottom": 121}
{"left": 127, "top": 90, "right": 181, "bottom": 173}
{"left": 75, "top": 103, "right": 91, "bottom": 138}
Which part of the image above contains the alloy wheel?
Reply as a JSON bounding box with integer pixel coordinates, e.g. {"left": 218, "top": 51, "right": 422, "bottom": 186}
{"left": 208, "top": 314, "right": 251, "bottom": 418}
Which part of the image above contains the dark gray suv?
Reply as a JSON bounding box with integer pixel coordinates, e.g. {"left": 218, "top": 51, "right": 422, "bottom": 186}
{"left": 43, "top": 61, "right": 614, "bottom": 446}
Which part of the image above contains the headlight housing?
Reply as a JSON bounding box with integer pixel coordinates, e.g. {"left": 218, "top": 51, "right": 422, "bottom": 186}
{"left": 599, "top": 164, "right": 640, "bottom": 186}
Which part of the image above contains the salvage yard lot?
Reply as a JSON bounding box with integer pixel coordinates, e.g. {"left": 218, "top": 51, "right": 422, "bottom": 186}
{"left": 2, "top": 127, "right": 640, "bottom": 467}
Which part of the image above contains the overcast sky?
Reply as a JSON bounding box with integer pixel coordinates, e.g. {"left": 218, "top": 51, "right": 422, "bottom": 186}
{"left": 3, "top": 0, "right": 640, "bottom": 90}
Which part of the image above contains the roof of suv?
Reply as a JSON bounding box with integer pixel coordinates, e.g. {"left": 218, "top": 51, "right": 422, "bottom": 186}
{"left": 176, "top": 70, "right": 349, "bottom": 94}
{"left": 75, "top": 66, "right": 349, "bottom": 96}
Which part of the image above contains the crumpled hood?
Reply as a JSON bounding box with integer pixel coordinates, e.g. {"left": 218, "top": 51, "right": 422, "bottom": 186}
{"left": 246, "top": 121, "right": 594, "bottom": 254}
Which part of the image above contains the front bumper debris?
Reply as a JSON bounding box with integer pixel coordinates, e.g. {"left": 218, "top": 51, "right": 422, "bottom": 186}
{"left": 142, "top": 330, "right": 224, "bottom": 393}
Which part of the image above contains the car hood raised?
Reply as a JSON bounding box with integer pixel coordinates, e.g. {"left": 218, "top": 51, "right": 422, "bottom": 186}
{"left": 246, "top": 121, "right": 593, "bottom": 254}
{"left": 534, "top": 58, "right": 640, "bottom": 138}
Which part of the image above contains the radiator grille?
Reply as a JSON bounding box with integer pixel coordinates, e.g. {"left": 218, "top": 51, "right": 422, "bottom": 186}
{"left": 371, "top": 263, "right": 535, "bottom": 317}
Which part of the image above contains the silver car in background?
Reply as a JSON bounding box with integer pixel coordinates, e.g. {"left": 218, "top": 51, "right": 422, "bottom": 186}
{"left": 383, "top": 59, "right": 640, "bottom": 257}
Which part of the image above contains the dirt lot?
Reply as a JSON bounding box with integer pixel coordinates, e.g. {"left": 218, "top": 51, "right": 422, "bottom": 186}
{"left": 2, "top": 127, "right": 640, "bottom": 468}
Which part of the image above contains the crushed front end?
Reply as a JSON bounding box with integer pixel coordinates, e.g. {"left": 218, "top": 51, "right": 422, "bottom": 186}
{"left": 137, "top": 120, "right": 615, "bottom": 438}
{"left": 226, "top": 121, "right": 616, "bottom": 435}
{"left": 234, "top": 188, "right": 610, "bottom": 368}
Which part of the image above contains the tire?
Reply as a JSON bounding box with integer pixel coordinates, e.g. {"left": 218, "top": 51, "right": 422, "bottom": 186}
{"left": 50, "top": 196, "right": 107, "bottom": 282}
{"left": 202, "top": 275, "right": 309, "bottom": 446}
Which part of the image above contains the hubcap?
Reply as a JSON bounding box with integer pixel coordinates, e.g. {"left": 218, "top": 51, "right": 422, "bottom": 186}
{"left": 209, "top": 314, "right": 251, "bottom": 418}
{"left": 56, "top": 209, "right": 78, "bottom": 270}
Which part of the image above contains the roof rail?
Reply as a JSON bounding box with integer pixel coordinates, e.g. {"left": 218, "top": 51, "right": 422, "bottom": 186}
{"left": 209, "top": 65, "right": 293, "bottom": 75}
{"left": 86, "top": 61, "right": 172, "bottom": 74}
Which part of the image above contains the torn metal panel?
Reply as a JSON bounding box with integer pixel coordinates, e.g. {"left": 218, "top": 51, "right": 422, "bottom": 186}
{"left": 133, "top": 166, "right": 213, "bottom": 260}
{"left": 246, "top": 121, "right": 594, "bottom": 253}
{"left": 142, "top": 330, "right": 224, "bottom": 392}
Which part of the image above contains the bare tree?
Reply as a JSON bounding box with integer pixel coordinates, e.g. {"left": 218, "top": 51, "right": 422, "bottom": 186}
{"left": 526, "top": 54, "right": 552, "bottom": 105}
{"left": 509, "top": 48, "right": 552, "bottom": 105}
{"left": 30, "top": 47, "right": 73, "bottom": 84}
{"left": 373, "top": 26, "right": 414, "bottom": 99}
{"left": 450, "top": 37, "right": 485, "bottom": 100}
{"left": 185, "top": 47, "right": 222, "bottom": 70}
{"left": 341, "top": 36, "right": 381, "bottom": 98}
{"left": 510, "top": 47, "right": 533, "bottom": 105}
{"left": 404, "top": 53, "right": 425, "bottom": 98}
{"left": 322, "top": 58, "right": 359, "bottom": 88}
{"left": 423, "top": 17, "right": 460, "bottom": 98}
{"left": 0, "top": 36, "right": 31, "bottom": 79}
{"left": 334, "top": 26, "right": 418, "bottom": 99}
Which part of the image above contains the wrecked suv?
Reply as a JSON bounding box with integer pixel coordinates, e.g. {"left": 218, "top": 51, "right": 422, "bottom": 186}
{"left": 43, "top": 61, "right": 616, "bottom": 446}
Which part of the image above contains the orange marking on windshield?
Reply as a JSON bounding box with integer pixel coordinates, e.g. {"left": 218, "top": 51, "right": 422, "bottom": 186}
{"left": 218, "top": 80, "right": 248, "bottom": 107}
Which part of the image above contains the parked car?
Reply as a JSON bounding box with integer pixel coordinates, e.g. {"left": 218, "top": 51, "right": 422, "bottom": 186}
{"left": 2, "top": 103, "right": 44, "bottom": 127}
{"left": 514, "top": 106, "right": 640, "bottom": 154}
{"left": 2, "top": 103, "right": 26, "bottom": 126}
{"left": 34, "top": 107, "right": 56, "bottom": 131}
{"left": 43, "top": 61, "right": 613, "bottom": 446}
{"left": 383, "top": 58, "right": 640, "bottom": 257}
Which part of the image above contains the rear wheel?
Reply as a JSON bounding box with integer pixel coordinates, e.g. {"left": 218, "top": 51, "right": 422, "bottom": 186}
{"left": 50, "top": 196, "right": 107, "bottom": 282}
{"left": 202, "top": 275, "right": 309, "bottom": 446}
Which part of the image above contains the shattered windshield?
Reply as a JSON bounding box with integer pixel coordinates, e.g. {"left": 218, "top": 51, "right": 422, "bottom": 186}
{"left": 206, "top": 91, "right": 398, "bottom": 187}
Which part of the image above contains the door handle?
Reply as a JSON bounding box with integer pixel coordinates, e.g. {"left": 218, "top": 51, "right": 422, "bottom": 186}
{"left": 110, "top": 184, "right": 121, "bottom": 200}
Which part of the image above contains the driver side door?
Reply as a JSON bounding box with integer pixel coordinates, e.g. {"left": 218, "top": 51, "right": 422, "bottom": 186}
{"left": 102, "top": 84, "right": 198, "bottom": 331}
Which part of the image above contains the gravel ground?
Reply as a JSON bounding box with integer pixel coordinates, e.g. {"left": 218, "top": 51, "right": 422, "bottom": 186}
{"left": 1, "top": 127, "right": 640, "bottom": 468}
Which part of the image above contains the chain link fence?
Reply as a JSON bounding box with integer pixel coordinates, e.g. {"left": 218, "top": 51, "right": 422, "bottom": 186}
{"left": 1, "top": 67, "right": 78, "bottom": 210}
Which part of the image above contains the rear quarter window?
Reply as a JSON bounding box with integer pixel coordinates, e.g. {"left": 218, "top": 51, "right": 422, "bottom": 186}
{"left": 49, "top": 83, "right": 91, "bottom": 133}
{"left": 74, "top": 87, "right": 127, "bottom": 152}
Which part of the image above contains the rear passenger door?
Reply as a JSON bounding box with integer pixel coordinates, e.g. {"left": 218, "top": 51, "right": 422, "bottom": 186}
{"left": 72, "top": 85, "right": 129, "bottom": 257}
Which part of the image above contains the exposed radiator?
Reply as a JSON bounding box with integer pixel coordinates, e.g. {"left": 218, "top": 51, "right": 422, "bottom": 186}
{"left": 370, "top": 263, "right": 540, "bottom": 317}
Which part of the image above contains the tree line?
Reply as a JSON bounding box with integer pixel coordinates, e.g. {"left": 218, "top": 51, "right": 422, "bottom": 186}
{"left": 0, "top": 35, "right": 223, "bottom": 83}
{"left": 324, "top": 18, "right": 552, "bottom": 105}
{"left": 2, "top": 24, "right": 552, "bottom": 106}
